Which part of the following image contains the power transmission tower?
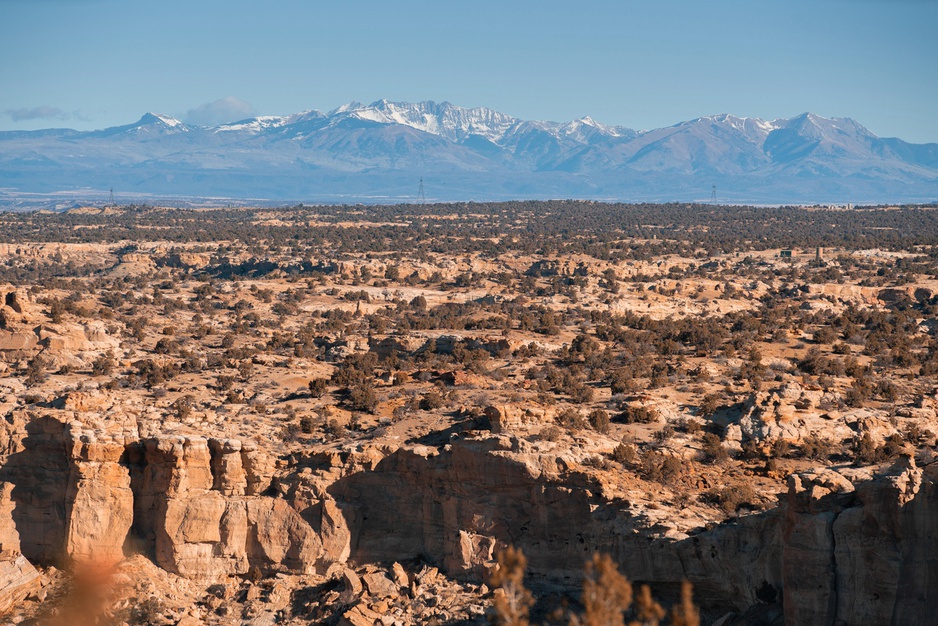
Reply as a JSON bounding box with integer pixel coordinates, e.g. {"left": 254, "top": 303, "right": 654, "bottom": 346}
{"left": 417, "top": 178, "right": 426, "bottom": 204}
{"left": 710, "top": 185, "right": 717, "bottom": 204}
{"left": 108, "top": 188, "right": 115, "bottom": 207}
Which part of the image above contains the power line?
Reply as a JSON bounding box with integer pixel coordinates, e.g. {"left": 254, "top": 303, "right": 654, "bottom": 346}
{"left": 418, "top": 178, "right": 426, "bottom": 204}
{"left": 710, "top": 185, "right": 717, "bottom": 204}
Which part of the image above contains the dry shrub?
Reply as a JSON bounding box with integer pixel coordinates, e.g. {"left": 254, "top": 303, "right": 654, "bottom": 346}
{"left": 705, "top": 483, "right": 756, "bottom": 517}
{"left": 800, "top": 434, "right": 834, "bottom": 461}
{"left": 632, "top": 584, "right": 666, "bottom": 625}
{"left": 611, "top": 442, "right": 637, "bottom": 465}
{"left": 490, "top": 546, "right": 534, "bottom": 626}
{"left": 641, "top": 451, "right": 684, "bottom": 483}
{"left": 539, "top": 425, "right": 563, "bottom": 442}
{"left": 572, "top": 556, "right": 692, "bottom": 626}
{"left": 617, "top": 405, "right": 658, "bottom": 424}
{"left": 573, "top": 553, "right": 632, "bottom": 626}
{"left": 588, "top": 408, "right": 611, "bottom": 434}
{"left": 558, "top": 407, "right": 588, "bottom": 432}
{"left": 670, "top": 580, "right": 700, "bottom": 626}
{"left": 700, "top": 432, "right": 729, "bottom": 463}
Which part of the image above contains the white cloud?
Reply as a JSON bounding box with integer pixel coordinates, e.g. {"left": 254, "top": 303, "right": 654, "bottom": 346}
{"left": 185, "top": 97, "right": 256, "bottom": 126}
{"left": 5, "top": 106, "right": 67, "bottom": 121}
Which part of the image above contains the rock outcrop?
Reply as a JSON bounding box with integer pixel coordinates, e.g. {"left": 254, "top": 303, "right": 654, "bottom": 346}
{"left": 302, "top": 435, "right": 938, "bottom": 623}
{"left": 315, "top": 435, "right": 784, "bottom": 614}
{"left": 484, "top": 404, "right": 551, "bottom": 433}
{"left": 729, "top": 381, "right": 925, "bottom": 453}
{"left": 782, "top": 457, "right": 938, "bottom": 625}
{"left": 1, "top": 411, "right": 937, "bottom": 624}
{"left": 0, "top": 331, "right": 36, "bottom": 352}
{"left": 0, "top": 417, "right": 348, "bottom": 581}
{"left": 127, "top": 434, "right": 340, "bottom": 579}
{"left": 64, "top": 424, "right": 135, "bottom": 564}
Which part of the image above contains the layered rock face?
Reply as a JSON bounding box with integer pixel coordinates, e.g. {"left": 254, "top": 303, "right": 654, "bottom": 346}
{"left": 292, "top": 436, "right": 938, "bottom": 623}
{"left": 0, "top": 289, "right": 37, "bottom": 352}
{"left": 64, "top": 423, "right": 135, "bottom": 564}
{"left": 137, "top": 434, "right": 346, "bottom": 579}
{"left": 320, "top": 436, "right": 785, "bottom": 614}
{"left": 0, "top": 417, "right": 346, "bottom": 581}
{"left": 784, "top": 458, "right": 938, "bottom": 625}
{"left": 0, "top": 412, "right": 937, "bottom": 624}
{"left": 329, "top": 437, "right": 601, "bottom": 583}
{"left": 0, "top": 415, "right": 75, "bottom": 565}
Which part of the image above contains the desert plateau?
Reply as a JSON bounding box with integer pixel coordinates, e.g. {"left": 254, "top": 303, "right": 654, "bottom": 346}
{"left": 0, "top": 201, "right": 934, "bottom": 624}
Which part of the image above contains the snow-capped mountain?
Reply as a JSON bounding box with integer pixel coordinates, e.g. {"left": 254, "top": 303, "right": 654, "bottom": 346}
{"left": 89, "top": 113, "right": 193, "bottom": 138}
{"left": 0, "top": 100, "right": 936, "bottom": 206}
{"left": 335, "top": 100, "right": 518, "bottom": 144}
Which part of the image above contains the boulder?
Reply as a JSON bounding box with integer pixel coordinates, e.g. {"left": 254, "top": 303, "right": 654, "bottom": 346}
{"left": 340, "top": 568, "right": 362, "bottom": 603}
{"left": 38, "top": 326, "right": 91, "bottom": 352}
{"left": 339, "top": 604, "right": 383, "bottom": 626}
{"left": 0, "top": 553, "right": 41, "bottom": 615}
{"left": 362, "top": 571, "right": 398, "bottom": 598}
{"left": 736, "top": 382, "right": 857, "bottom": 445}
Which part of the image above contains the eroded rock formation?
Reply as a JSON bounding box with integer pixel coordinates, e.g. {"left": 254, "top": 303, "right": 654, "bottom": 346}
{"left": 0, "top": 412, "right": 936, "bottom": 624}
{"left": 783, "top": 457, "right": 938, "bottom": 625}
{"left": 0, "top": 417, "right": 345, "bottom": 584}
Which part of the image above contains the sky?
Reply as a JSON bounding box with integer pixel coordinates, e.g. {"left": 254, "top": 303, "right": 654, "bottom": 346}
{"left": 1, "top": 0, "right": 937, "bottom": 143}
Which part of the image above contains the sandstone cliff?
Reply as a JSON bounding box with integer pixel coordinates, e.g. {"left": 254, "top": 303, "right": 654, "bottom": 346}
{"left": 0, "top": 411, "right": 936, "bottom": 624}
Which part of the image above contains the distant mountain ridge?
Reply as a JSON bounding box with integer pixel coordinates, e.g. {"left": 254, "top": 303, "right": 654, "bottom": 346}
{"left": 1, "top": 99, "right": 936, "bottom": 207}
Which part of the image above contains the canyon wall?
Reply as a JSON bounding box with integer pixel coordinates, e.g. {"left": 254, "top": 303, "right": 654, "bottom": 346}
{"left": 0, "top": 414, "right": 936, "bottom": 624}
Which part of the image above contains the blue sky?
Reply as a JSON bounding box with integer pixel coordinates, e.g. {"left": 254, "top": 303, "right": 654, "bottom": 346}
{"left": 2, "top": 0, "right": 936, "bottom": 142}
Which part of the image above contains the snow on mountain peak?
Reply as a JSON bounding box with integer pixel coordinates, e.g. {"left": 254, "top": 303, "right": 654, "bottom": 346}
{"left": 318, "top": 100, "right": 644, "bottom": 146}
{"left": 327, "top": 99, "right": 519, "bottom": 143}
{"left": 123, "top": 103, "right": 883, "bottom": 163}
{"left": 149, "top": 113, "right": 185, "bottom": 129}
{"left": 4, "top": 100, "right": 935, "bottom": 204}
{"left": 215, "top": 115, "right": 292, "bottom": 133}
{"left": 675, "top": 114, "right": 783, "bottom": 140}
{"left": 331, "top": 101, "right": 364, "bottom": 115}
{"left": 563, "top": 115, "right": 633, "bottom": 139}
{"left": 123, "top": 113, "right": 190, "bottom": 134}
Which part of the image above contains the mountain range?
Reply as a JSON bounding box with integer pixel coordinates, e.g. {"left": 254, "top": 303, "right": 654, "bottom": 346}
{"left": 1, "top": 99, "right": 936, "bottom": 207}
